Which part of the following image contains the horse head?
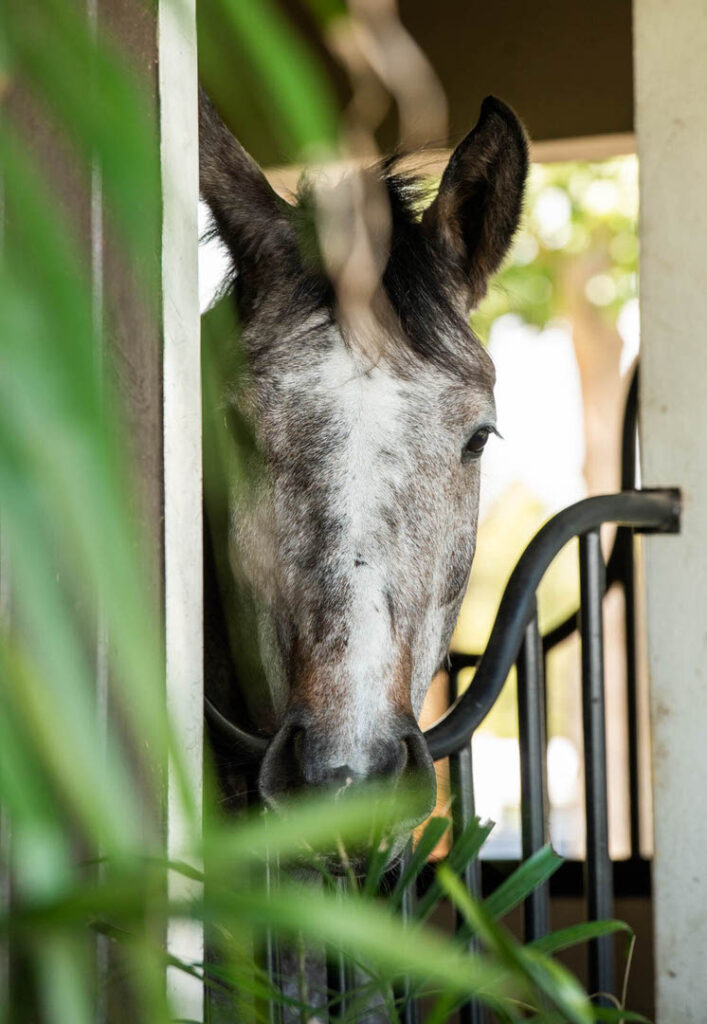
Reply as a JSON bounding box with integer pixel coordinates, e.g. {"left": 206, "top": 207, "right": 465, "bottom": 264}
{"left": 199, "top": 92, "right": 528, "bottom": 835}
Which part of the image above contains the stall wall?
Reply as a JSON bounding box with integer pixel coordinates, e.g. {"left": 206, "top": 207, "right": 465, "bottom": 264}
{"left": 634, "top": 1, "right": 707, "bottom": 1019}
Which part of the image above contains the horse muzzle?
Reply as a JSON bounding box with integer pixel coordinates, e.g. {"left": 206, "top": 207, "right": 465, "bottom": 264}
{"left": 258, "top": 707, "right": 437, "bottom": 831}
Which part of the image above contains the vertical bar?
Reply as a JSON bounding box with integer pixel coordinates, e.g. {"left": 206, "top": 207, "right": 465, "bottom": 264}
{"left": 449, "top": 672, "right": 483, "bottom": 910}
{"left": 248, "top": 774, "right": 283, "bottom": 1024}
{"left": 327, "top": 879, "right": 355, "bottom": 1020}
{"left": 449, "top": 670, "right": 484, "bottom": 1024}
{"left": 620, "top": 531, "right": 642, "bottom": 858}
{"left": 264, "top": 855, "right": 283, "bottom": 1024}
{"left": 396, "top": 842, "right": 421, "bottom": 1024}
{"left": 614, "top": 372, "right": 643, "bottom": 860}
{"left": 516, "top": 602, "right": 550, "bottom": 941}
{"left": 450, "top": 746, "right": 483, "bottom": 909}
{"left": 619, "top": 370, "right": 641, "bottom": 859}
{"left": 579, "top": 530, "right": 614, "bottom": 1002}
{"left": 160, "top": 0, "right": 203, "bottom": 1017}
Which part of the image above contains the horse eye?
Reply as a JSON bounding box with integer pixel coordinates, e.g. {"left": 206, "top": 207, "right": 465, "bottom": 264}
{"left": 462, "top": 427, "right": 492, "bottom": 461}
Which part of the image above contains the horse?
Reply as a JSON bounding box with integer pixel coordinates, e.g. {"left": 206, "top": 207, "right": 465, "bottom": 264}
{"left": 199, "top": 89, "right": 528, "bottom": 839}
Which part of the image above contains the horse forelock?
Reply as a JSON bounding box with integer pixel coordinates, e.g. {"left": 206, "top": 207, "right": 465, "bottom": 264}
{"left": 229, "top": 161, "right": 491, "bottom": 385}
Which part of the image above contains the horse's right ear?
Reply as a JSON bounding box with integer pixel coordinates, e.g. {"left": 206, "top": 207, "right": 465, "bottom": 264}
{"left": 199, "top": 89, "right": 295, "bottom": 314}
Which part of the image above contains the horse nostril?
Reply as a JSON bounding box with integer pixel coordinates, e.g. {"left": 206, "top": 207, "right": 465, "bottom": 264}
{"left": 397, "top": 727, "right": 437, "bottom": 823}
{"left": 259, "top": 715, "right": 437, "bottom": 826}
{"left": 371, "top": 739, "right": 408, "bottom": 780}
{"left": 402, "top": 728, "right": 433, "bottom": 778}
{"left": 291, "top": 727, "right": 305, "bottom": 771}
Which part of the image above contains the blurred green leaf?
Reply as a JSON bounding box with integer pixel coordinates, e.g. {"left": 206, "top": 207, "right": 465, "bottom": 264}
{"left": 303, "top": 0, "right": 348, "bottom": 26}
{"left": 390, "top": 816, "right": 450, "bottom": 908}
{"left": 440, "top": 866, "right": 593, "bottom": 1024}
{"left": 530, "top": 919, "right": 633, "bottom": 957}
{"left": 198, "top": 0, "right": 339, "bottom": 162}
{"left": 416, "top": 816, "right": 492, "bottom": 920}
{"left": 484, "top": 845, "right": 563, "bottom": 919}
{"left": 590, "top": 1011, "right": 651, "bottom": 1023}
{"left": 1, "top": 0, "right": 160, "bottom": 270}
{"left": 360, "top": 827, "right": 395, "bottom": 899}
{"left": 204, "top": 782, "right": 422, "bottom": 869}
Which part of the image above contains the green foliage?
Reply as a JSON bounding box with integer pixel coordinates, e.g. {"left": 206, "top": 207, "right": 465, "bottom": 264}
{"left": 474, "top": 159, "right": 638, "bottom": 340}
{"left": 198, "top": 0, "right": 340, "bottom": 165}
{"left": 0, "top": 0, "right": 643, "bottom": 1021}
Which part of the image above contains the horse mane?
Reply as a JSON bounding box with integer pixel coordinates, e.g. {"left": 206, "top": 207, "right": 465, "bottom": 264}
{"left": 289, "top": 158, "right": 482, "bottom": 377}
{"left": 204, "top": 155, "right": 484, "bottom": 379}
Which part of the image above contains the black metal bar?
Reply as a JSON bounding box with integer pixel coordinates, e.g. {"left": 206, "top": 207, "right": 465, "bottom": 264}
{"left": 619, "top": 367, "right": 642, "bottom": 858}
{"left": 579, "top": 530, "right": 614, "bottom": 1003}
{"left": 620, "top": 368, "right": 639, "bottom": 495}
{"left": 450, "top": 752, "right": 482, "bottom": 908}
{"left": 327, "top": 879, "right": 355, "bottom": 1020}
{"left": 449, "top": 513, "right": 634, "bottom": 669}
{"left": 394, "top": 843, "right": 421, "bottom": 1024}
{"left": 264, "top": 855, "right": 283, "bottom": 1024}
{"left": 617, "top": 528, "right": 641, "bottom": 859}
{"left": 326, "top": 952, "right": 351, "bottom": 1020}
{"left": 448, "top": 668, "right": 485, "bottom": 1024}
{"left": 425, "top": 489, "right": 680, "bottom": 761}
{"left": 247, "top": 857, "right": 283, "bottom": 1024}
{"left": 248, "top": 764, "right": 283, "bottom": 1024}
{"left": 516, "top": 603, "right": 550, "bottom": 941}
{"left": 449, "top": 674, "right": 483, "bottom": 911}
{"left": 204, "top": 694, "right": 269, "bottom": 759}
{"left": 450, "top": 745, "right": 484, "bottom": 1024}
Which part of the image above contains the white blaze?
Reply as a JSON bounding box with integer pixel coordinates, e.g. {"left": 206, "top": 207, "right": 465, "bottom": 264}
{"left": 317, "top": 343, "right": 406, "bottom": 769}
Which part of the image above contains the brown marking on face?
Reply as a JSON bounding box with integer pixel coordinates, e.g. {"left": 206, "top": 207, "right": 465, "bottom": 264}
{"left": 288, "top": 636, "right": 348, "bottom": 731}
{"left": 387, "top": 641, "right": 415, "bottom": 717}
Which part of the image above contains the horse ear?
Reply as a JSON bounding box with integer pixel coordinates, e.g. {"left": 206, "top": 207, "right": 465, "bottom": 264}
{"left": 422, "top": 96, "right": 528, "bottom": 310}
{"left": 199, "top": 89, "right": 296, "bottom": 314}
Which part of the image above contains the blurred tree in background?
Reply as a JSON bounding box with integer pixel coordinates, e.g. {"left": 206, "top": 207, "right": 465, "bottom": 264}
{"left": 477, "top": 157, "right": 638, "bottom": 493}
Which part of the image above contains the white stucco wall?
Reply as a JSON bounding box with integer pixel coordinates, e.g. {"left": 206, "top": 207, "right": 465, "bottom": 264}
{"left": 634, "top": 2, "right": 707, "bottom": 1018}
{"left": 159, "top": 0, "right": 203, "bottom": 1018}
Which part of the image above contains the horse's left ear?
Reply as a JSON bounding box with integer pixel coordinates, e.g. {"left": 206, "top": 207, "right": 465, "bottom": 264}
{"left": 422, "top": 96, "right": 528, "bottom": 310}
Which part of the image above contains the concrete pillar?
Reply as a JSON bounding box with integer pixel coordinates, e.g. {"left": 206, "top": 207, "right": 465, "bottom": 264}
{"left": 634, "top": 2, "right": 707, "bottom": 1018}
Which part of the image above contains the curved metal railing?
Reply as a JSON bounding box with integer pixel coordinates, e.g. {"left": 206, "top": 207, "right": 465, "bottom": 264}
{"left": 204, "top": 690, "right": 268, "bottom": 758}
{"left": 426, "top": 487, "right": 679, "bottom": 760}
